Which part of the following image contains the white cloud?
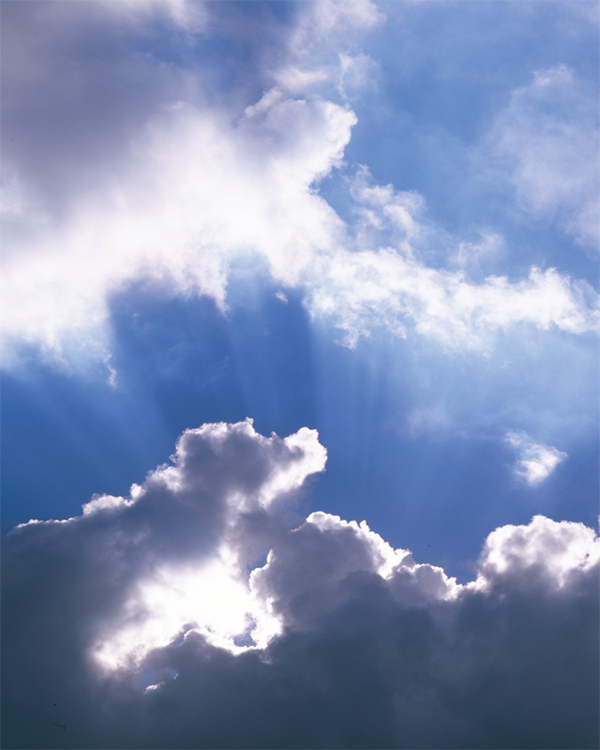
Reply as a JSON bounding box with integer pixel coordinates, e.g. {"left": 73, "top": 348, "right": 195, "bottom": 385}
{"left": 452, "top": 232, "right": 504, "bottom": 271}
{"left": 337, "top": 52, "right": 379, "bottom": 99}
{"left": 308, "top": 248, "right": 598, "bottom": 349}
{"left": 2, "top": 5, "right": 599, "bottom": 369}
{"left": 4, "top": 85, "right": 598, "bottom": 361}
{"left": 271, "top": 1, "right": 382, "bottom": 100}
{"left": 1, "top": 91, "right": 354, "bottom": 359}
{"left": 349, "top": 166, "right": 425, "bottom": 252}
{"left": 505, "top": 430, "right": 568, "bottom": 485}
{"left": 289, "top": 0, "right": 384, "bottom": 55}
{"left": 3, "top": 426, "right": 598, "bottom": 747}
{"left": 475, "top": 513, "right": 599, "bottom": 590}
{"left": 489, "top": 65, "right": 600, "bottom": 248}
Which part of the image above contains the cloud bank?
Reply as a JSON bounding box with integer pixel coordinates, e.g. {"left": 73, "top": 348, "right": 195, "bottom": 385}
{"left": 3, "top": 422, "right": 598, "bottom": 749}
{"left": 2, "top": 3, "right": 598, "bottom": 365}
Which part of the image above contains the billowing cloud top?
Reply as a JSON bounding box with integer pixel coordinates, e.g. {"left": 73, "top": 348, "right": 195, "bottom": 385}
{"left": 3, "top": 422, "right": 598, "bottom": 748}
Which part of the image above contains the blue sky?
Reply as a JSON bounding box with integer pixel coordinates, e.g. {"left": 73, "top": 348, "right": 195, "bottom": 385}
{"left": 2, "top": 2, "right": 599, "bottom": 748}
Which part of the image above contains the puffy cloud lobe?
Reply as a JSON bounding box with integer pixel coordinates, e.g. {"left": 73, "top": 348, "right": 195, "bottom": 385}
{"left": 476, "top": 513, "right": 599, "bottom": 590}
{"left": 4, "top": 421, "right": 326, "bottom": 672}
{"left": 2, "top": 423, "right": 598, "bottom": 748}
{"left": 250, "top": 512, "right": 411, "bottom": 631}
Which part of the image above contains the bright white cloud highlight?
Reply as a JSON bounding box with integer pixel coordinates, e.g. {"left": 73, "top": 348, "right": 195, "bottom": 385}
{"left": 1, "top": 92, "right": 354, "bottom": 359}
{"left": 505, "top": 430, "right": 568, "bottom": 485}
{"left": 476, "top": 513, "right": 599, "bottom": 590}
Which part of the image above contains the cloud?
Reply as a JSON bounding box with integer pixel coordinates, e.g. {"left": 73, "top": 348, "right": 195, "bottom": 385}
{"left": 288, "top": 0, "right": 384, "bottom": 58}
{"left": 476, "top": 513, "right": 599, "bottom": 590}
{"left": 2, "top": 422, "right": 598, "bottom": 748}
{"left": 488, "top": 65, "right": 600, "bottom": 248}
{"left": 267, "top": 0, "right": 383, "bottom": 97}
{"left": 7, "top": 420, "right": 326, "bottom": 671}
{"left": 337, "top": 52, "right": 379, "bottom": 99}
{"left": 2, "top": 4, "right": 599, "bottom": 369}
{"left": 308, "top": 245, "right": 599, "bottom": 349}
{"left": 505, "top": 430, "right": 568, "bottom": 485}
{"left": 1, "top": 1, "right": 356, "bottom": 362}
{"left": 451, "top": 232, "right": 504, "bottom": 271}
{"left": 1, "top": 89, "right": 354, "bottom": 358}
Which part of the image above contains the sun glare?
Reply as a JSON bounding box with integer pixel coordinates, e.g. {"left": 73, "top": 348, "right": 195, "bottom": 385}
{"left": 93, "top": 556, "right": 282, "bottom": 673}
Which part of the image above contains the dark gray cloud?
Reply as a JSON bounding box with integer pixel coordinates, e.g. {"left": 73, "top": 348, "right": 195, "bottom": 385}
{"left": 2, "top": 423, "right": 598, "bottom": 749}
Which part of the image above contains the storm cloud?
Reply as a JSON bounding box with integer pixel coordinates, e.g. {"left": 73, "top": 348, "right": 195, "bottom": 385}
{"left": 3, "top": 423, "right": 598, "bottom": 749}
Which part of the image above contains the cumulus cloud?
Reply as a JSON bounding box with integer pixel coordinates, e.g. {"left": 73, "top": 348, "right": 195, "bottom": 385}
{"left": 2, "top": 422, "right": 598, "bottom": 748}
{"left": 475, "top": 513, "right": 599, "bottom": 590}
{"left": 506, "top": 430, "right": 568, "bottom": 485}
{"left": 54, "top": 420, "right": 324, "bottom": 660}
{"left": 489, "top": 65, "right": 600, "bottom": 248}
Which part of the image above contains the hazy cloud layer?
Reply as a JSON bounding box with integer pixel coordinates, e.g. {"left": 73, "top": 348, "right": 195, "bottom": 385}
{"left": 489, "top": 65, "right": 600, "bottom": 248}
{"left": 2, "top": 1, "right": 598, "bottom": 364}
{"left": 3, "top": 423, "right": 598, "bottom": 749}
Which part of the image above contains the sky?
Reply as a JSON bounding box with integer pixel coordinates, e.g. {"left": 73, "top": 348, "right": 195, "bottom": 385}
{"left": 1, "top": 1, "right": 599, "bottom": 748}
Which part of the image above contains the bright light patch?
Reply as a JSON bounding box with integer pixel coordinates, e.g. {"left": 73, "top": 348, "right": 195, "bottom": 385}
{"left": 93, "top": 557, "right": 282, "bottom": 672}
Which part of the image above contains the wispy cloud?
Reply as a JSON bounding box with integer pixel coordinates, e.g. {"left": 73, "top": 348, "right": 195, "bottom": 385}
{"left": 309, "top": 247, "right": 598, "bottom": 349}
{"left": 489, "top": 65, "right": 600, "bottom": 248}
{"left": 505, "top": 430, "right": 568, "bottom": 485}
